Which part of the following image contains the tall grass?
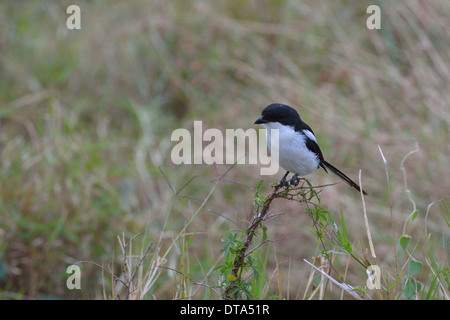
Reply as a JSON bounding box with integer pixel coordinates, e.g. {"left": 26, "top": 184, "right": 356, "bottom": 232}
{"left": 0, "top": 0, "right": 449, "bottom": 299}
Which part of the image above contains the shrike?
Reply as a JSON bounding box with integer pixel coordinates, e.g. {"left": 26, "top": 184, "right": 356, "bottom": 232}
{"left": 255, "top": 103, "right": 367, "bottom": 195}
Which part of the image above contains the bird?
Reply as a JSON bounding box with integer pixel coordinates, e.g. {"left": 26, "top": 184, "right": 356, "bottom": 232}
{"left": 254, "top": 103, "right": 367, "bottom": 195}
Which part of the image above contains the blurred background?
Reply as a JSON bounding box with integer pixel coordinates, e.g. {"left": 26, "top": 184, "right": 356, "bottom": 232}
{"left": 0, "top": 0, "right": 449, "bottom": 299}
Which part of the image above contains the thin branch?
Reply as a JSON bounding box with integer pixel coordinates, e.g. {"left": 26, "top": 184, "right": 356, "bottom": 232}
{"left": 159, "top": 165, "right": 200, "bottom": 199}
{"left": 159, "top": 166, "right": 176, "bottom": 194}
{"left": 224, "top": 180, "right": 323, "bottom": 299}
{"left": 359, "top": 170, "right": 376, "bottom": 261}
{"left": 156, "top": 265, "right": 221, "bottom": 296}
{"left": 77, "top": 232, "right": 152, "bottom": 300}
{"left": 75, "top": 260, "right": 125, "bottom": 286}
{"left": 130, "top": 242, "right": 154, "bottom": 285}
{"left": 378, "top": 145, "right": 399, "bottom": 285}
{"left": 303, "top": 259, "right": 363, "bottom": 300}
{"left": 215, "top": 152, "right": 248, "bottom": 180}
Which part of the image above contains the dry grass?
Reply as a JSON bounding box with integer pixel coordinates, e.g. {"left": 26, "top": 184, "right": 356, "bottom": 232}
{"left": 0, "top": 0, "right": 449, "bottom": 299}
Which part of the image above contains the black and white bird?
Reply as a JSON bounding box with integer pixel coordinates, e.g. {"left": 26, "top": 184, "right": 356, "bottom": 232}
{"left": 255, "top": 103, "right": 367, "bottom": 195}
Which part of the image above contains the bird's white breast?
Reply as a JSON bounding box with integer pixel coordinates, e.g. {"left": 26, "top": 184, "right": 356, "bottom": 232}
{"left": 263, "top": 122, "right": 320, "bottom": 176}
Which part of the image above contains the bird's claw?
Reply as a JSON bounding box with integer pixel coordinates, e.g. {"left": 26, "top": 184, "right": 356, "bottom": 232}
{"left": 279, "top": 174, "right": 300, "bottom": 189}
{"left": 278, "top": 178, "right": 289, "bottom": 189}
{"left": 289, "top": 175, "right": 300, "bottom": 186}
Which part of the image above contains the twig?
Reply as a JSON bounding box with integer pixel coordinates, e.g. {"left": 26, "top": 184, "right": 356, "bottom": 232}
{"left": 75, "top": 260, "right": 125, "bottom": 285}
{"left": 378, "top": 145, "right": 399, "bottom": 290}
{"left": 359, "top": 170, "right": 376, "bottom": 261}
{"left": 400, "top": 141, "right": 420, "bottom": 235}
{"left": 303, "top": 259, "right": 363, "bottom": 300}
{"left": 156, "top": 265, "right": 222, "bottom": 296}
{"left": 77, "top": 232, "right": 153, "bottom": 300}
{"left": 224, "top": 180, "right": 321, "bottom": 299}
{"left": 129, "top": 242, "right": 153, "bottom": 287}
{"left": 159, "top": 166, "right": 202, "bottom": 201}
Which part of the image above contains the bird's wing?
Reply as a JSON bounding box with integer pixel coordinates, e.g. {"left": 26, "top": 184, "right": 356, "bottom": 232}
{"left": 300, "top": 128, "right": 328, "bottom": 173}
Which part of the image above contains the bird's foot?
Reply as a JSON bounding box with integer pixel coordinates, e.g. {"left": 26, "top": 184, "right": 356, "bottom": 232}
{"left": 277, "top": 171, "right": 290, "bottom": 189}
{"left": 289, "top": 174, "right": 300, "bottom": 186}
{"left": 278, "top": 177, "right": 289, "bottom": 189}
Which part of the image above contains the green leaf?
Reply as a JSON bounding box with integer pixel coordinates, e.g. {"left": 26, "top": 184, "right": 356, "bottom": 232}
{"left": 403, "top": 277, "right": 421, "bottom": 300}
{"left": 399, "top": 235, "right": 411, "bottom": 250}
{"left": 411, "top": 210, "right": 419, "bottom": 221}
{"left": 228, "top": 274, "right": 237, "bottom": 281}
{"left": 408, "top": 259, "right": 423, "bottom": 277}
{"left": 438, "top": 198, "right": 450, "bottom": 229}
{"left": 386, "top": 270, "right": 403, "bottom": 292}
{"left": 255, "top": 180, "right": 266, "bottom": 192}
{"left": 442, "top": 267, "right": 450, "bottom": 291}
{"left": 261, "top": 224, "right": 268, "bottom": 243}
{"left": 339, "top": 209, "right": 351, "bottom": 251}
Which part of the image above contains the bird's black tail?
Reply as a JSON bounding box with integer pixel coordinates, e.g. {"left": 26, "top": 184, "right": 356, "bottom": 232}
{"left": 322, "top": 160, "right": 368, "bottom": 195}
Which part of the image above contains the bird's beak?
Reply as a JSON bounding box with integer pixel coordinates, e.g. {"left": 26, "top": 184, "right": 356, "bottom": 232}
{"left": 254, "top": 116, "right": 267, "bottom": 124}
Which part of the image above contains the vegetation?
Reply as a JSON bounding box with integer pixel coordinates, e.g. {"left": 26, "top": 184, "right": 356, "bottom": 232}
{"left": 1, "top": 1, "right": 449, "bottom": 299}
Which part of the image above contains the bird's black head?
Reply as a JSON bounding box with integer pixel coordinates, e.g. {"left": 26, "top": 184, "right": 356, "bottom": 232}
{"left": 254, "top": 103, "right": 301, "bottom": 126}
